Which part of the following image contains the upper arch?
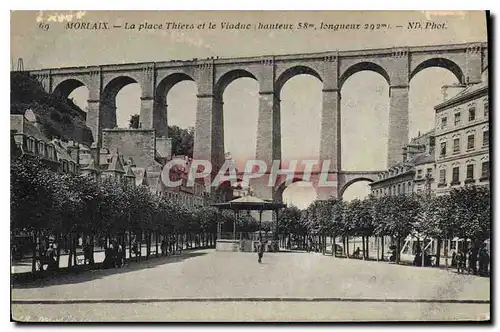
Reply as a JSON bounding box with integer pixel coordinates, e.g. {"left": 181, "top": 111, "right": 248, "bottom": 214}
{"left": 339, "top": 62, "right": 391, "bottom": 90}
{"left": 339, "top": 177, "right": 375, "bottom": 198}
{"left": 274, "top": 178, "right": 316, "bottom": 202}
{"left": 275, "top": 65, "right": 322, "bottom": 95}
{"left": 102, "top": 76, "right": 140, "bottom": 103}
{"left": 52, "top": 78, "right": 87, "bottom": 98}
{"left": 214, "top": 69, "right": 258, "bottom": 98}
{"left": 410, "top": 57, "right": 464, "bottom": 83}
{"left": 156, "top": 73, "right": 196, "bottom": 99}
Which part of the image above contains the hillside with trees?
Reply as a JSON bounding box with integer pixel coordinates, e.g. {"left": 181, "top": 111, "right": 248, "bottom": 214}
{"left": 11, "top": 72, "right": 94, "bottom": 145}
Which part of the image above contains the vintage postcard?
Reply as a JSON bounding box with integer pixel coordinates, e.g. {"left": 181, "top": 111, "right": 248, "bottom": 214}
{"left": 10, "top": 10, "right": 490, "bottom": 322}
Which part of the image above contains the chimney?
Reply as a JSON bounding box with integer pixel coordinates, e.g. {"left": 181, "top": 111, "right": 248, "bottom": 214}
{"left": 402, "top": 147, "right": 408, "bottom": 162}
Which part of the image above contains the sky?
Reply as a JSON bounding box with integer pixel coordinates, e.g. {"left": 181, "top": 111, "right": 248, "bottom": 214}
{"left": 11, "top": 11, "right": 487, "bottom": 209}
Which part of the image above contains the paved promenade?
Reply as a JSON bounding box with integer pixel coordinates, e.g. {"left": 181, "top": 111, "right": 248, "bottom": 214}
{"left": 11, "top": 249, "right": 490, "bottom": 322}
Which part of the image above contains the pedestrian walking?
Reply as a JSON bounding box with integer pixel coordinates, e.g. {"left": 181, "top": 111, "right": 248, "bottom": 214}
{"left": 468, "top": 247, "right": 478, "bottom": 275}
{"left": 116, "top": 242, "right": 124, "bottom": 268}
{"left": 456, "top": 250, "right": 465, "bottom": 274}
{"left": 478, "top": 243, "right": 490, "bottom": 276}
{"left": 83, "top": 243, "right": 94, "bottom": 265}
{"left": 257, "top": 239, "right": 266, "bottom": 263}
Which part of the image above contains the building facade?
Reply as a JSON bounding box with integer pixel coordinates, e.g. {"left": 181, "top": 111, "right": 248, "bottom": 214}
{"left": 370, "top": 130, "right": 436, "bottom": 197}
{"left": 11, "top": 112, "right": 78, "bottom": 175}
{"left": 434, "top": 67, "right": 489, "bottom": 196}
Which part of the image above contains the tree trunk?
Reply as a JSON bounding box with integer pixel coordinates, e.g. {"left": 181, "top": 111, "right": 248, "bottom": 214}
{"left": 67, "top": 234, "right": 73, "bottom": 269}
{"left": 346, "top": 236, "right": 350, "bottom": 258}
{"left": 381, "top": 236, "right": 385, "bottom": 261}
{"left": 128, "top": 230, "right": 132, "bottom": 260}
{"left": 333, "top": 235, "right": 336, "bottom": 257}
{"left": 74, "top": 234, "right": 79, "bottom": 266}
{"left": 155, "top": 231, "right": 159, "bottom": 258}
{"left": 361, "top": 236, "right": 366, "bottom": 260}
{"left": 56, "top": 233, "right": 61, "bottom": 270}
{"left": 365, "top": 236, "right": 369, "bottom": 259}
{"left": 422, "top": 237, "right": 426, "bottom": 267}
{"left": 396, "top": 235, "right": 401, "bottom": 264}
{"left": 436, "top": 238, "right": 441, "bottom": 267}
{"left": 146, "top": 232, "right": 151, "bottom": 259}
{"left": 31, "top": 229, "right": 37, "bottom": 275}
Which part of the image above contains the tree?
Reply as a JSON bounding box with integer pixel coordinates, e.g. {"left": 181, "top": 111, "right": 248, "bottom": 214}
{"left": 278, "top": 206, "right": 301, "bottom": 248}
{"left": 448, "top": 186, "right": 490, "bottom": 250}
{"left": 129, "top": 114, "right": 140, "bottom": 129}
{"left": 169, "top": 125, "right": 194, "bottom": 157}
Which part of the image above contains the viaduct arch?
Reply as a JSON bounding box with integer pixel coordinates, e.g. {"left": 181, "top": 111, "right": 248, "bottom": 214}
{"left": 28, "top": 42, "right": 487, "bottom": 200}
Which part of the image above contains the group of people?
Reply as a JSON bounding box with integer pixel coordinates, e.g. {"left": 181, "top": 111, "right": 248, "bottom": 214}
{"left": 452, "top": 243, "right": 490, "bottom": 276}
{"left": 412, "top": 246, "right": 434, "bottom": 267}
{"left": 102, "top": 240, "right": 125, "bottom": 269}
{"left": 39, "top": 244, "right": 58, "bottom": 271}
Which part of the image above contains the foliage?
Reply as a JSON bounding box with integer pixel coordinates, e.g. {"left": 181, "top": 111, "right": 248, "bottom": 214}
{"left": 169, "top": 125, "right": 194, "bottom": 158}
{"left": 11, "top": 155, "right": 491, "bottom": 249}
{"left": 11, "top": 72, "right": 93, "bottom": 145}
{"left": 289, "top": 187, "right": 490, "bottom": 242}
{"left": 10, "top": 156, "right": 229, "bottom": 238}
{"left": 129, "top": 114, "right": 140, "bottom": 129}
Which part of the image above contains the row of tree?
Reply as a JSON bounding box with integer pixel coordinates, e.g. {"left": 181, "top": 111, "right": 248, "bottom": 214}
{"left": 11, "top": 155, "right": 490, "bottom": 272}
{"left": 10, "top": 157, "right": 258, "bottom": 274}
{"left": 278, "top": 185, "right": 490, "bottom": 263}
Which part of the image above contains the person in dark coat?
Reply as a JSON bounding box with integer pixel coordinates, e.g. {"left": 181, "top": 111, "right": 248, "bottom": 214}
{"left": 456, "top": 250, "right": 466, "bottom": 274}
{"left": 257, "top": 239, "right": 266, "bottom": 263}
{"left": 478, "top": 244, "right": 490, "bottom": 276}
{"left": 468, "top": 247, "right": 478, "bottom": 275}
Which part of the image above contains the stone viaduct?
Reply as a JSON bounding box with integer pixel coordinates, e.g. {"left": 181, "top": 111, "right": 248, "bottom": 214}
{"left": 28, "top": 42, "right": 488, "bottom": 201}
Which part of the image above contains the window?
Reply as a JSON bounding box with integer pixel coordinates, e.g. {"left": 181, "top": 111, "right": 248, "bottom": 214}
{"left": 417, "top": 169, "right": 423, "bottom": 178}
{"left": 453, "top": 138, "right": 460, "bottom": 153}
{"left": 397, "top": 184, "right": 401, "bottom": 194}
{"left": 483, "top": 130, "right": 489, "bottom": 147}
{"left": 27, "top": 138, "right": 34, "bottom": 152}
{"left": 454, "top": 112, "right": 461, "bottom": 125}
{"left": 408, "top": 182, "right": 412, "bottom": 193}
{"left": 466, "top": 164, "right": 474, "bottom": 180}
{"left": 439, "top": 169, "right": 446, "bottom": 184}
{"left": 484, "top": 100, "right": 489, "bottom": 118}
{"left": 468, "top": 106, "right": 476, "bottom": 121}
{"left": 441, "top": 116, "right": 448, "bottom": 129}
{"left": 402, "top": 183, "right": 406, "bottom": 193}
{"left": 452, "top": 167, "right": 460, "bottom": 184}
{"left": 481, "top": 162, "right": 489, "bottom": 179}
{"left": 426, "top": 168, "right": 433, "bottom": 176}
{"left": 467, "top": 134, "right": 475, "bottom": 150}
{"left": 440, "top": 142, "right": 447, "bottom": 157}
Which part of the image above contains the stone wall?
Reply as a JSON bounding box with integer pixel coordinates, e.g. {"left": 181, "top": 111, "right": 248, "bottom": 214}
{"left": 102, "top": 129, "right": 156, "bottom": 168}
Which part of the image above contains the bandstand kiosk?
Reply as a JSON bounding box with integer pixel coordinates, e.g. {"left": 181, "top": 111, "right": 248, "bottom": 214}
{"left": 211, "top": 195, "right": 286, "bottom": 253}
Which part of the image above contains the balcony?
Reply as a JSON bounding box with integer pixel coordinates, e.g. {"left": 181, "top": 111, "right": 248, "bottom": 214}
{"left": 450, "top": 181, "right": 461, "bottom": 186}
{"left": 437, "top": 182, "right": 447, "bottom": 188}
